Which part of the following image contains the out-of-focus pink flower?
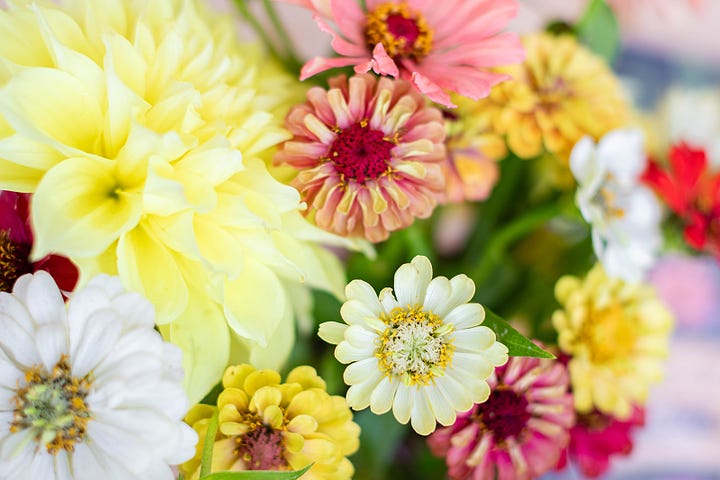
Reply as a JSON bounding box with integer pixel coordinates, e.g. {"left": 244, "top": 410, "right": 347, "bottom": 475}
{"left": 439, "top": 148, "right": 499, "bottom": 205}
{"left": 428, "top": 354, "right": 575, "bottom": 480}
{"left": 649, "top": 254, "right": 720, "bottom": 329}
{"left": 0, "top": 191, "right": 78, "bottom": 293}
{"left": 298, "top": 0, "right": 525, "bottom": 108}
{"left": 557, "top": 406, "right": 645, "bottom": 478}
{"left": 275, "top": 74, "right": 446, "bottom": 242}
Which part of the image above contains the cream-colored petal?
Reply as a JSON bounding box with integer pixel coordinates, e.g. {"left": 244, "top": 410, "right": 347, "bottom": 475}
{"left": 369, "top": 377, "right": 399, "bottom": 415}
{"left": 410, "top": 388, "right": 437, "bottom": 435}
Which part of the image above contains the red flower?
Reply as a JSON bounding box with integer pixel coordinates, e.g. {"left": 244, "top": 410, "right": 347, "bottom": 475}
{"left": 643, "top": 143, "right": 720, "bottom": 257}
{"left": 0, "top": 191, "right": 78, "bottom": 293}
{"left": 556, "top": 407, "right": 645, "bottom": 478}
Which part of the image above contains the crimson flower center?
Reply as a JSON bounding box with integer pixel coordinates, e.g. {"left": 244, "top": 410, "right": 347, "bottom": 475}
{"left": 0, "top": 231, "right": 33, "bottom": 292}
{"left": 474, "top": 388, "right": 530, "bottom": 441}
{"left": 386, "top": 14, "right": 421, "bottom": 46}
{"left": 236, "top": 424, "right": 287, "bottom": 471}
{"left": 328, "top": 122, "right": 394, "bottom": 184}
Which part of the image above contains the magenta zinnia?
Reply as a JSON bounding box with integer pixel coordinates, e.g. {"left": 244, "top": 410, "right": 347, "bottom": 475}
{"left": 428, "top": 354, "right": 575, "bottom": 480}
{"left": 276, "top": 74, "right": 446, "bottom": 242}
{"left": 298, "top": 0, "right": 525, "bottom": 107}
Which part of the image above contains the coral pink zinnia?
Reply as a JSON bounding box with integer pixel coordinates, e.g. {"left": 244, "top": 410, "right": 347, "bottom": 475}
{"left": 298, "top": 0, "right": 525, "bottom": 108}
{"left": 276, "top": 74, "right": 446, "bottom": 242}
{"left": 428, "top": 353, "right": 575, "bottom": 480}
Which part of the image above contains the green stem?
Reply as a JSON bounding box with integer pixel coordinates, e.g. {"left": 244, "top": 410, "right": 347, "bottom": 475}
{"left": 199, "top": 410, "right": 220, "bottom": 479}
{"left": 261, "top": 0, "right": 303, "bottom": 73}
{"left": 471, "top": 203, "right": 562, "bottom": 287}
{"left": 233, "top": 0, "right": 283, "bottom": 63}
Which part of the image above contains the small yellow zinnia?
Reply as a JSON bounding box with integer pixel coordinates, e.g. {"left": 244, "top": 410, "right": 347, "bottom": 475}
{"left": 552, "top": 264, "right": 673, "bottom": 419}
{"left": 477, "top": 33, "right": 629, "bottom": 167}
{"left": 0, "top": 0, "right": 356, "bottom": 402}
{"left": 180, "top": 364, "right": 360, "bottom": 480}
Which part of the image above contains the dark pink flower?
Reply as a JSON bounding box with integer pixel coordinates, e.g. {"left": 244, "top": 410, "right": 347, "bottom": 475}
{"left": 298, "top": 0, "right": 525, "bottom": 108}
{"left": 428, "top": 354, "right": 574, "bottom": 480}
{"left": 0, "top": 191, "right": 78, "bottom": 293}
{"left": 557, "top": 406, "right": 645, "bottom": 478}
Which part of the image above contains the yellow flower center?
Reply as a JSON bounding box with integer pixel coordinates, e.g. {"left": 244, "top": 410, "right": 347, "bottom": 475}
{"left": 11, "top": 355, "right": 93, "bottom": 454}
{"left": 376, "top": 306, "right": 454, "bottom": 385}
{"left": 581, "top": 303, "right": 637, "bottom": 363}
{"left": 365, "top": 2, "right": 433, "bottom": 60}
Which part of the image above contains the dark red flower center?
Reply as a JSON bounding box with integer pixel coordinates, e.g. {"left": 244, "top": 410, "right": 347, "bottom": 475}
{"left": 329, "top": 122, "right": 395, "bottom": 184}
{"left": 0, "top": 230, "right": 33, "bottom": 292}
{"left": 235, "top": 425, "right": 287, "bottom": 471}
{"left": 386, "top": 14, "right": 421, "bottom": 46}
{"left": 474, "top": 388, "right": 531, "bottom": 441}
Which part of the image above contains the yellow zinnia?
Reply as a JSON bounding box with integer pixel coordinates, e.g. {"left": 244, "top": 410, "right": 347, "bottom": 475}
{"left": 552, "top": 264, "right": 673, "bottom": 419}
{"left": 181, "top": 364, "right": 360, "bottom": 479}
{"left": 0, "top": 0, "right": 356, "bottom": 402}
{"left": 477, "top": 33, "right": 629, "bottom": 169}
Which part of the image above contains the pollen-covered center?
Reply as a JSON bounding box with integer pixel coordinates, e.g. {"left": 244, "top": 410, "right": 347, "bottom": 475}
{"left": 365, "top": 2, "right": 433, "bottom": 60}
{"left": 377, "top": 306, "right": 454, "bottom": 385}
{"left": 581, "top": 302, "right": 637, "bottom": 363}
{"left": 235, "top": 423, "right": 288, "bottom": 471}
{"left": 11, "top": 355, "right": 93, "bottom": 454}
{"left": 474, "top": 387, "right": 531, "bottom": 442}
{"left": 328, "top": 121, "right": 395, "bottom": 184}
{"left": 0, "top": 231, "right": 33, "bottom": 292}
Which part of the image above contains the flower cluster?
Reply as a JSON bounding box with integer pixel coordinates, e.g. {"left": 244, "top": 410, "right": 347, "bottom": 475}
{"left": 0, "top": 0, "right": 699, "bottom": 478}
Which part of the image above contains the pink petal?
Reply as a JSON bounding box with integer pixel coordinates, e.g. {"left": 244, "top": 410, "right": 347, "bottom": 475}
{"left": 314, "top": 13, "right": 367, "bottom": 57}
{"left": 410, "top": 72, "right": 455, "bottom": 108}
{"left": 369, "top": 43, "right": 400, "bottom": 77}
{"left": 301, "top": 55, "right": 368, "bottom": 80}
{"left": 432, "top": 33, "right": 525, "bottom": 67}
{"left": 330, "top": 0, "right": 366, "bottom": 43}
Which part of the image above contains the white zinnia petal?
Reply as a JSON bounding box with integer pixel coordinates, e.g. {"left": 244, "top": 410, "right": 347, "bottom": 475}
{"left": 345, "top": 280, "right": 382, "bottom": 314}
{"left": 423, "top": 276, "right": 452, "bottom": 313}
{"left": 343, "top": 357, "right": 380, "bottom": 385}
{"left": 425, "top": 385, "right": 456, "bottom": 426}
{"left": 435, "top": 375, "right": 473, "bottom": 412}
{"left": 392, "top": 383, "right": 415, "bottom": 424}
{"left": 0, "top": 273, "right": 196, "bottom": 479}
{"left": 410, "top": 389, "right": 436, "bottom": 435}
{"left": 393, "top": 255, "right": 432, "bottom": 306}
{"left": 317, "top": 321, "right": 348, "bottom": 345}
{"left": 339, "top": 299, "right": 377, "bottom": 325}
{"left": 453, "top": 326, "right": 496, "bottom": 352}
{"left": 436, "top": 274, "right": 476, "bottom": 317}
{"left": 345, "top": 370, "right": 384, "bottom": 410}
{"left": 14, "top": 271, "right": 65, "bottom": 327}
{"left": 597, "top": 129, "right": 646, "bottom": 185}
{"left": 378, "top": 287, "right": 399, "bottom": 313}
{"left": 444, "top": 303, "right": 485, "bottom": 329}
{"left": 369, "top": 377, "right": 399, "bottom": 414}
{"left": 569, "top": 135, "right": 599, "bottom": 184}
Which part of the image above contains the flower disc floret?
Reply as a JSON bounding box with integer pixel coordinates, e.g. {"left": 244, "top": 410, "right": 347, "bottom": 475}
{"left": 552, "top": 264, "right": 673, "bottom": 418}
{"left": 276, "top": 74, "right": 447, "bottom": 242}
{"left": 319, "top": 256, "right": 508, "bottom": 435}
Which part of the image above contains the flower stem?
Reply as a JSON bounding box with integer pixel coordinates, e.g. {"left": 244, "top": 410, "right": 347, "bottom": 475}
{"left": 232, "top": 0, "right": 283, "bottom": 63}
{"left": 199, "top": 410, "right": 219, "bottom": 478}
{"left": 261, "top": 0, "right": 303, "bottom": 73}
{"left": 471, "top": 203, "right": 562, "bottom": 288}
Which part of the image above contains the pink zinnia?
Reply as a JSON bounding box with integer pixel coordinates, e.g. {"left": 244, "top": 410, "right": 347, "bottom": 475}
{"left": 428, "top": 354, "right": 575, "bottom": 480}
{"left": 275, "top": 74, "right": 446, "bottom": 242}
{"left": 298, "top": 0, "right": 525, "bottom": 108}
{"left": 0, "top": 191, "right": 78, "bottom": 293}
{"left": 557, "top": 407, "right": 645, "bottom": 478}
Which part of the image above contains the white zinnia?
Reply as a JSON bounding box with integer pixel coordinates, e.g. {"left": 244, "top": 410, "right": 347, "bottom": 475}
{"left": 319, "top": 256, "right": 508, "bottom": 436}
{"left": 0, "top": 272, "right": 197, "bottom": 480}
{"left": 570, "top": 129, "right": 663, "bottom": 283}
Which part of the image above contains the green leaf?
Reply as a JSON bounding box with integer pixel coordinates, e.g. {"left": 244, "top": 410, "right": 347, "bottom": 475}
{"left": 200, "top": 464, "right": 313, "bottom": 480}
{"left": 575, "top": 0, "right": 620, "bottom": 63}
{"left": 482, "top": 308, "right": 555, "bottom": 359}
{"left": 199, "top": 410, "right": 219, "bottom": 478}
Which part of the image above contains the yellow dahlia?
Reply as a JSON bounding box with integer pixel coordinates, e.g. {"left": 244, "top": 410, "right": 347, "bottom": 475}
{"left": 0, "top": 0, "right": 354, "bottom": 402}
{"left": 180, "top": 364, "right": 360, "bottom": 480}
{"left": 477, "top": 33, "right": 629, "bottom": 166}
{"left": 552, "top": 264, "right": 673, "bottom": 419}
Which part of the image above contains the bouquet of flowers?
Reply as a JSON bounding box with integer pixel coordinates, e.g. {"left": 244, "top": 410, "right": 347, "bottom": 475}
{"left": 0, "top": 0, "right": 714, "bottom": 478}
